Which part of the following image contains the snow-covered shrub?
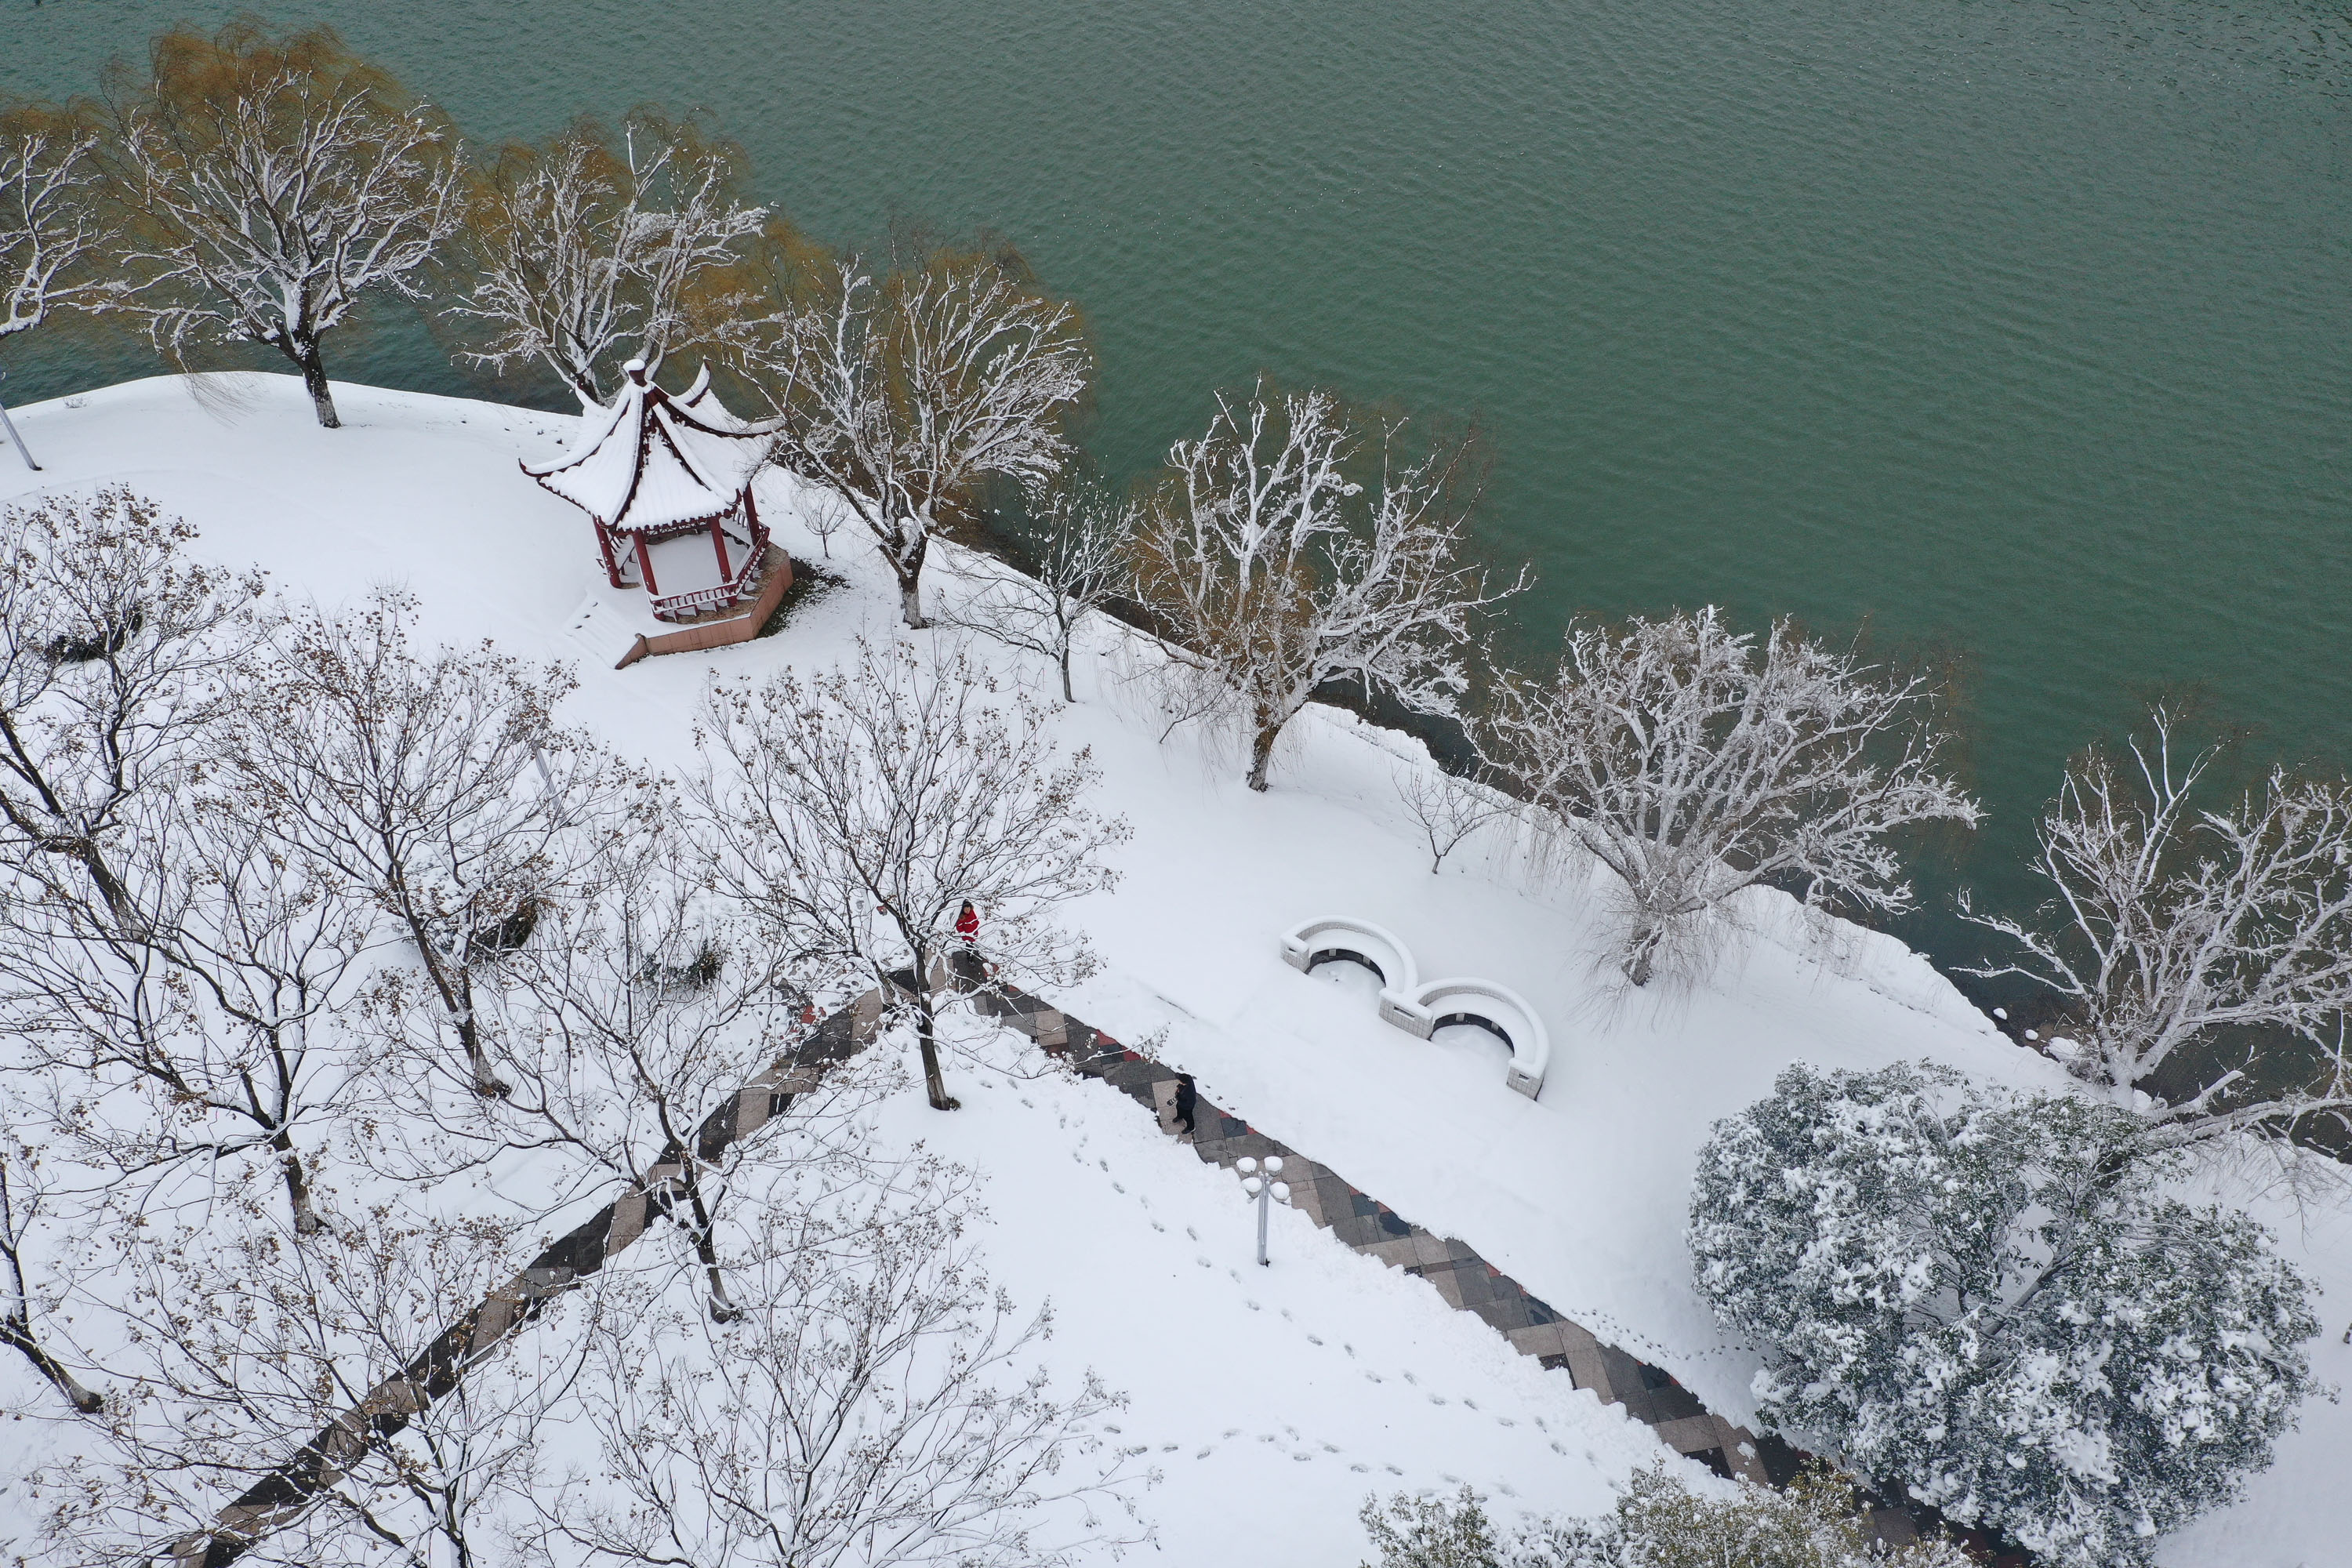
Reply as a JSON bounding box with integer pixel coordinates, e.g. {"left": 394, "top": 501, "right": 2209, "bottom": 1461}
{"left": 1688, "top": 1062, "right": 2321, "bottom": 1567}
{"left": 1359, "top": 1468, "right": 1969, "bottom": 1568}
{"left": 1961, "top": 703, "right": 2352, "bottom": 1151}
{"left": 1472, "top": 608, "right": 1977, "bottom": 987}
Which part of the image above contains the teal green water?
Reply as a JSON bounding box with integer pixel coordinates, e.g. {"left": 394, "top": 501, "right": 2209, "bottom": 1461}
{"left": 6, "top": 0, "right": 2351, "bottom": 975}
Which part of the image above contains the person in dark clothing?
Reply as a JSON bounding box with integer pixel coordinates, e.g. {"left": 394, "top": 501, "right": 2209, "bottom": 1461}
{"left": 1170, "top": 1072, "right": 1198, "bottom": 1138}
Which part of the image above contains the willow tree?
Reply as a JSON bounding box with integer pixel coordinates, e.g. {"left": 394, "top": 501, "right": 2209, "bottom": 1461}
{"left": 96, "top": 20, "right": 464, "bottom": 427}
{"left": 725, "top": 243, "right": 1093, "bottom": 628}
{"left": 2, "top": 100, "right": 109, "bottom": 350}
{"left": 447, "top": 112, "right": 771, "bottom": 406}
{"left": 1134, "top": 379, "right": 1519, "bottom": 792}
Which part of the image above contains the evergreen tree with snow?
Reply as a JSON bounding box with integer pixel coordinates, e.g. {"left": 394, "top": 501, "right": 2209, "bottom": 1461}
{"left": 1687, "top": 1062, "right": 2321, "bottom": 1567}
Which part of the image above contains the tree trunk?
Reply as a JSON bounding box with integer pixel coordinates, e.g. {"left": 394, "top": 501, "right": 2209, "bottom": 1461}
{"left": 2, "top": 1317, "right": 100, "bottom": 1413}
{"left": 1246, "top": 717, "right": 1283, "bottom": 793}
{"left": 898, "top": 575, "right": 927, "bottom": 630}
{"left": 892, "top": 524, "right": 929, "bottom": 628}
{"left": 674, "top": 1174, "right": 742, "bottom": 1323}
{"left": 1058, "top": 647, "right": 1076, "bottom": 705}
{"left": 1622, "top": 923, "right": 1661, "bottom": 987}
{"left": 293, "top": 336, "right": 340, "bottom": 429}
{"left": 913, "top": 989, "right": 958, "bottom": 1111}
{"left": 274, "top": 1130, "right": 323, "bottom": 1236}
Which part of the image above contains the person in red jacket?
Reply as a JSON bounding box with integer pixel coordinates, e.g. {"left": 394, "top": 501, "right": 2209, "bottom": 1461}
{"left": 949, "top": 899, "right": 989, "bottom": 987}
{"left": 954, "top": 900, "right": 980, "bottom": 944}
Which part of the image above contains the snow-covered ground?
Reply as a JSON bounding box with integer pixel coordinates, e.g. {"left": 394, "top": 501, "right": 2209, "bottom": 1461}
{"left": 1, "top": 373, "right": 2343, "bottom": 1566}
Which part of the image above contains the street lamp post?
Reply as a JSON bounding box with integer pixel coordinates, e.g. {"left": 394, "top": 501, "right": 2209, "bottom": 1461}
{"left": 1234, "top": 1155, "right": 1288, "bottom": 1266}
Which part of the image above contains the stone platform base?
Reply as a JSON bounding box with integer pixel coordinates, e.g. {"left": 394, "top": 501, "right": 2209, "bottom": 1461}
{"left": 614, "top": 546, "right": 793, "bottom": 669}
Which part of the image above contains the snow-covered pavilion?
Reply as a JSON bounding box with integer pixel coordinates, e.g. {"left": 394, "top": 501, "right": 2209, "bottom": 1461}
{"left": 524, "top": 359, "right": 787, "bottom": 623}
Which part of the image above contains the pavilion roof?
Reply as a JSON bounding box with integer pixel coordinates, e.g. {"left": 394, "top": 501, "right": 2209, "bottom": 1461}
{"left": 523, "top": 361, "right": 783, "bottom": 535}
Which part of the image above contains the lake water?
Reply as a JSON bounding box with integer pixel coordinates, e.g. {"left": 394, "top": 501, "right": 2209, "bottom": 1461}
{"left": 6, "top": 0, "right": 2350, "bottom": 982}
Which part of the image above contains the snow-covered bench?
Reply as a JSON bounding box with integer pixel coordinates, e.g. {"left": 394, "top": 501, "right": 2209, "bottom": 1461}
{"left": 1388, "top": 978, "right": 1550, "bottom": 1099}
{"left": 1278, "top": 917, "right": 1551, "bottom": 1098}
{"left": 1279, "top": 916, "right": 1425, "bottom": 1033}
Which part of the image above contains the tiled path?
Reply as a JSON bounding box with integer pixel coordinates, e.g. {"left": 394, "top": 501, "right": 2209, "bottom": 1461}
{"left": 964, "top": 978, "right": 1779, "bottom": 1488}
{"left": 188, "top": 966, "right": 1796, "bottom": 1567}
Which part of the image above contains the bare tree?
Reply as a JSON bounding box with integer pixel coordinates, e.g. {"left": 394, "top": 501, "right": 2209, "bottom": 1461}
{"left": 0, "top": 789, "right": 376, "bottom": 1236}
{"left": 946, "top": 472, "right": 1132, "bottom": 703}
{"left": 1392, "top": 761, "right": 1504, "bottom": 875}
{"left": 0, "top": 487, "right": 263, "bottom": 921}
{"left": 95, "top": 20, "right": 464, "bottom": 428}
{"left": 1962, "top": 706, "right": 2352, "bottom": 1149}
{"left": 728, "top": 245, "right": 1093, "bottom": 627}
{"left": 34, "top": 1200, "right": 555, "bottom": 1568}
{"left": 223, "top": 591, "right": 614, "bottom": 1097}
{"left": 447, "top": 112, "right": 768, "bottom": 406}
{"left": 2, "top": 100, "right": 109, "bottom": 349}
{"left": 0, "top": 1102, "right": 101, "bottom": 1412}
{"left": 536, "top": 1165, "right": 1143, "bottom": 1568}
{"left": 691, "top": 640, "right": 1128, "bottom": 1111}
{"left": 1474, "top": 607, "right": 1979, "bottom": 987}
{"left": 1134, "top": 380, "right": 1522, "bottom": 792}
{"left": 454, "top": 802, "right": 885, "bottom": 1321}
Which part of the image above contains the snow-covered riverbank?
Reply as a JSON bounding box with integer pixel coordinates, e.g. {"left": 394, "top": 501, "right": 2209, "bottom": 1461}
{"left": 2, "top": 373, "right": 2344, "bottom": 1566}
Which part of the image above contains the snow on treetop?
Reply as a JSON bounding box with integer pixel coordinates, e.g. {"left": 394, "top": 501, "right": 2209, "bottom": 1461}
{"left": 522, "top": 361, "right": 780, "bottom": 535}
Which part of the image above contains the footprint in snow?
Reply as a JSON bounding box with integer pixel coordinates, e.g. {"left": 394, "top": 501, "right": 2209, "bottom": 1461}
{"left": 1150, "top": 1221, "right": 1165, "bottom": 1232}
{"left": 1186, "top": 1226, "right": 1199, "bottom": 1241}
{"left": 1160, "top": 1444, "right": 1179, "bottom": 1453}
{"left": 1321, "top": 1443, "right": 1340, "bottom": 1454}
{"left": 1223, "top": 1428, "right": 1241, "bottom": 1439}
{"left": 1550, "top": 1442, "right": 1567, "bottom": 1456}
{"left": 1194, "top": 1256, "right": 1211, "bottom": 1268}
{"left": 1306, "top": 1334, "right": 1323, "bottom": 1345}
{"left": 1020, "top": 1098, "right": 1034, "bottom": 1108}
{"left": 1385, "top": 1465, "right": 1404, "bottom": 1476}
{"left": 1349, "top": 1463, "right": 1370, "bottom": 1473}
{"left": 1428, "top": 1394, "right": 1447, "bottom": 1406}
{"left": 1196, "top": 1447, "right": 1214, "bottom": 1459}
{"left": 1497, "top": 1483, "right": 1519, "bottom": 1498}
{"left": 1291, "top": 1452, "right": 1312, "bottom": 1462}
{"left": 1461, "top": 1399, "right": 1479, "bottom": 1410}
{"left": 1496, "top": 1416, "right": 1515, "bottom": 1427}
{"left": 1112, "top": 1182, "right": 1125, "bottom": 1193}
{"left": 1401, "top": 1371, "right": 1418, "bottom": 1385}
{"left": 1258, "top": 1434, "right": 1278, "bottom": 1444}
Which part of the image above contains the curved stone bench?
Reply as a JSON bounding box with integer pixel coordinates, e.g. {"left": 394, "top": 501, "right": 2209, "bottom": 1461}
{"left": 1389, "top": 978, "right": 1550, "bottom": 1099}
{"left": 1278, "top": 917, "right": 1551, "bottom": 1098}
{"left": 1279, "top": 916, "right": 1426, "bottom": 1033}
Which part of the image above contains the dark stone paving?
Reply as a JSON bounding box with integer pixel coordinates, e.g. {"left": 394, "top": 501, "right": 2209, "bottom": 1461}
{"left": 194, "top": 965, "right": 1991, "bottom": 1568}
{"left": 960, "top": 980, "right": 1773, "bottom": 1485}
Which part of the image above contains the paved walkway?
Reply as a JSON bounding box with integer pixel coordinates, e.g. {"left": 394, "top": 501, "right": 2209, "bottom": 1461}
{"left": 187, "top": 965, "right": 1819, "bottom": 1566}
{"left": 963, "top": 978, "right": 1780, "bottom": 1487}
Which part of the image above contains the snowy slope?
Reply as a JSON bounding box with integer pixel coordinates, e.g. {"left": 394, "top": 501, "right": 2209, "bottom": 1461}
{"left": 0, "top": 372, "right": 2343, "bottom": 1566}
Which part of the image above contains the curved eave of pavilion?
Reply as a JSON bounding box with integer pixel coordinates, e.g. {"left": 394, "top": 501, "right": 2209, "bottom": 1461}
{"left": 521, "top": 363, "right": 784, "bottom": 536}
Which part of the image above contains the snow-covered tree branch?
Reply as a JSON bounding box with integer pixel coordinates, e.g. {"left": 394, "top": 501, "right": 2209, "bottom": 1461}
{"left": 535, "top": 1165, "right": 1145, "bottom": 1568}
{"left": 1962, "top": 705, "right": 2352, "bottom": 1149}
{"left": 1, "top": 100, "right": 110, "bottom": 347}
{"left": 1689, "top": 1061, "right": 2318, "bottom": 1568}
{"left": 220, "top": 591, "right": 616, "bottom": 1098}
{"left": 725, "top": 245, "right": 1093, "bottom": 627}
{"left": 1134, "top": 379, "right": 1522, "bottom": 792}
{"left": 691, "top": 639, "right": 1128, "bottom": 1111}
{"left": 1472, "top": 607, "right": 1978, "bottom": 986}
{"left": 447, "top": 111, "right": 768, "bottom": 405}
{"left": 35, "top": 1201, "right": 554, "bottom": 1568}
{"left": 456, "top": 801, "right": 891, "bottom": 1320}
{"left": 95, "top": 20, "right": 464, "bottom": 427}
{"left": 943, "top": 471, "right": 1133, "bottom": 702}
